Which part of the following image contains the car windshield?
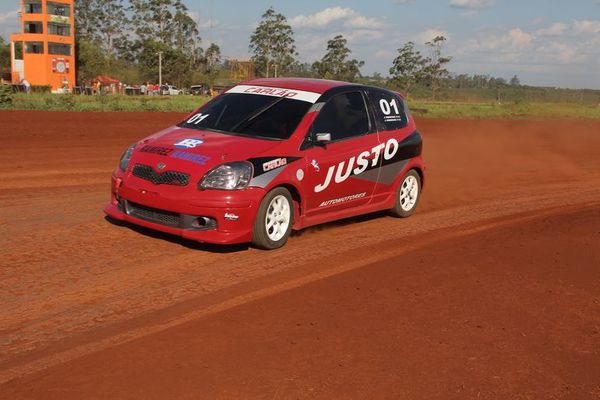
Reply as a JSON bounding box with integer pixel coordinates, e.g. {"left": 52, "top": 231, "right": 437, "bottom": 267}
{"left": 178, "top": 93, "right": 312, "bottom": 140}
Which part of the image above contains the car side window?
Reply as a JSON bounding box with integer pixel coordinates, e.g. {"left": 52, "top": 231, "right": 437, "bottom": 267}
{"left": 312, "top": 92, "right": 370, "bottom": 142}
{"left": 367, "top": 89, "right": 408, "bottom": 131}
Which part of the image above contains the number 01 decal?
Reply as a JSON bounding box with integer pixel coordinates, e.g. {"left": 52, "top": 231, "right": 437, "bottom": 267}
{"left": 187, "top": 113, "right": 210, "bottom": 125}
{"left": 379, "top": 99, "right": 400, "bottom": 115}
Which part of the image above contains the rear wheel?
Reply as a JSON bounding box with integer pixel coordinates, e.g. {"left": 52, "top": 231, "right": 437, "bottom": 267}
{"left": 252, "top": 187, "right": 293, "bottom": 249}
{"left": 390, "top": 169, "right": 421, "bottom": 218}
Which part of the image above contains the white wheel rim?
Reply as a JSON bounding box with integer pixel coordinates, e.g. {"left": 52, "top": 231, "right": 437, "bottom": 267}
{"left": 399, "top": 175, "right": 419, "bottom": 212}
{"left": 265, "top": 195, "right": 291, "bottom": 242}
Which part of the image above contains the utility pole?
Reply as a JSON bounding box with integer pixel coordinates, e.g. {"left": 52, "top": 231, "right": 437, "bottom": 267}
{"left": 158, "top": 51, "right": 163, "bottom": 86}
{"left": 159, "top": 10, "right": 164, "bottom": 87}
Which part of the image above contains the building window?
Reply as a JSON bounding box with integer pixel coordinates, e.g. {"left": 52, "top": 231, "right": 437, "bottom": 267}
{"left": 14, "top": 42, "right": 24, "bottom": 60}
{"left": 25, "top": 42, "right": 44, "bottom": 54}
{"left": 47, "top": 2, "right": 71, "bottom": 17}
{"left": 24, "top": 1, "right": 42, "bottom": 14}
{"left": 48, "top": 22, "right": 71, "bottom": 36}
{"left": 24, "top": 21, "right": 43, "bottom": 34}
{"left": 48, "top": 43, "right": 72, "bottom": 56}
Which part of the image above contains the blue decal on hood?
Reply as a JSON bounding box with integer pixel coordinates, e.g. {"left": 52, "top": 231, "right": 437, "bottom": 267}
{"left": 171, "top": 151, "right": 211, "bottom": 165}
{"left": 174, "top": 138, "right": 204, "bottom": 149}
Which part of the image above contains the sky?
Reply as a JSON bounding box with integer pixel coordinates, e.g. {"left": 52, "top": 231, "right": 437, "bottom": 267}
{"left": 1, "top": 0, "right": 599, "bottom": 89}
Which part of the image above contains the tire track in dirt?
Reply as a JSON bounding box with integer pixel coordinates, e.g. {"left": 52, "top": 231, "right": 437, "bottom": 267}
{"left": 2, "top": 180, "right": 599, "bottom": 362}
{"left": 1, "top": 186, "right": 599, "bottom": 384}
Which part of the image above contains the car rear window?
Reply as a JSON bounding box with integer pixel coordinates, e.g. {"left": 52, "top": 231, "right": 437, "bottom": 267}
{"left": 367, "top": 88, "right": 408, "bottom": 131}
{"left": 178, "top": 93, "right": 312, "bottom": 140}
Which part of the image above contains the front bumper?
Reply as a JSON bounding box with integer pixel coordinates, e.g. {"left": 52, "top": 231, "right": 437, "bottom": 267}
{"left": 103, "top": 174, "right": 265, "bottom": 245}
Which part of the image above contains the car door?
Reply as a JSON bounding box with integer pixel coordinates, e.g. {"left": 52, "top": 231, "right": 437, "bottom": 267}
{"left": 366, "top": 88, "right": 416, "bottom": 200}
{"left": 302, "top": 91, "right": 382, "bottom": 217}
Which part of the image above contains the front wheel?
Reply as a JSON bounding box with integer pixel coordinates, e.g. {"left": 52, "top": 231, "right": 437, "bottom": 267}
{"left": 252, "top": 187, "right": 293, "bottom": 249}
{"left": 390, "top": 169, "right": 421, "bottom": 218}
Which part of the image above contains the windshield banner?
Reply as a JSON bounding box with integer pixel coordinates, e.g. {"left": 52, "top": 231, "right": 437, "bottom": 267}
{"left": 226, "top": 85, "right": 321, "bottom": 104}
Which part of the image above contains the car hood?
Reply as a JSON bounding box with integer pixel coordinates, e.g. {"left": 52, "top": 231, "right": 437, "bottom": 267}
{"left": 130, "top": 126, "right": 283, "bottom": 176}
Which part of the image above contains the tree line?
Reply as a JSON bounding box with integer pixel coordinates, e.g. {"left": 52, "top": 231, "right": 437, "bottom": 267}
{"left": 247, "top": 8, "right": 521, "bottom": 99}
{"left": 0, "top": 2, "right": 524, "bottom": 97}
{"left": 74, "top": 0, "right": 220, "bottom": 87}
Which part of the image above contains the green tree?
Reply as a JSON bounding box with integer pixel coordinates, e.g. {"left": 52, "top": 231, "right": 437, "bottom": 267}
{"left": 137, "top": 39, "right": 168, "bottom": 82}
{"left": 203, "top": 42, "right": 221, "bottom": 77}
{"left": 130, "top": 0, "right": 199, "bottom": 49}
{"left": 510, "top": 75, "right": 521, "bottom": 86}
{"left": 130, "top": 0, "right": 201, "bottom": 85}
{"left": 113, "top": 36, "right": 138, "bottom": 64}
{"left": 95, "top": 0, "right": 129, "bottom": 63}
{"left": 249, "top": 7, "right": 297, "bottom": 78}
{"left": 74, "top": 0, "right": 130, "bottom": 80}
{"left": 172, "top": 8, "right": 200, "bottom": 51}
{"left": 137, "top": 39, "right": 192, "bottom": 87}
{"left": 130, "top": 0, "right": 173, "bottom": 45}
{"left": 0, "top": 36, "right": 11, "bottom": 73}
{"left": 76, "top": 39, "right": 108, "bottom": 83}
{"left": 358, "top": 72, "right": 387, "bottom": 88}
{"left": 312, "top": 35, "right": 364, "bottom": 82}
{"left": 74, "top": 0, "right": 99, "bottom": 41}
{"left": 203, "top": 43, "right": 221, "bottom": 87}
{"left": 423, "top": 35, "right": 451, "bottom": 100}
{"left": 389, "top": 41, "right": 426, "bottom": 98}
{"left": 172, "top": 9, "right": 203, "bottom": 71}
{"left": 287, "top": 62, "right": 318, "bottom": 78}
{"left": 204, "top": 43, "right": 221, "bottom": 71}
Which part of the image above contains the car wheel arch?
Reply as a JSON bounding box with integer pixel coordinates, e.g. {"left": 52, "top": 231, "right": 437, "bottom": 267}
{"left": 412, "top": 166, "right": 425, "bottom": 190}
{"left": 278, "top": 183, "right": 303, "bottom": 225}
{"left": 395, "top": 164, "right": 424, "bottom": 189}
{"left": 386, "top": 164, "right": 424, "bottom": 207}
{"left": 259, "top": 181, "right": 304, "bottom": 228}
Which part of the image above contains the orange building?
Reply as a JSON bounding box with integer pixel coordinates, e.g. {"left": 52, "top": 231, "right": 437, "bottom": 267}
{"left": 10, "top": 0, "right": 75, "bottom": 92}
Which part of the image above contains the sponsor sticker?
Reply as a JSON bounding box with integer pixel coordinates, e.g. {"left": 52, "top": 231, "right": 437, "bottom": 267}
{"left": 171, "top": 151, "right": 211, "bottom": 165}
{"left": 296, "top": 169, "right": 304, "bottom": 181}
{"left": 174, "top": 138, "right": 204, "bottom": 149}
{"left": 139, "top": 145, "right": 211, "bottom": 166}
{"left": 262, "top": 158, "right": 287, "bottom": 172}
{"left": 314, "top": 138, "right": 400, "bottom": 193}
{"left": 226, "top": 85, "right": 321, "bottom": 104}
{"left": 311, "top": 159, "right": 320, "bottom": 172}
{"left": 319, "top": 192, "right": 367, "bottom": 208}
{"left": 140, "top": 145, "right": 173, "bottom": 156}
{"left": 224, "top": 212, "right": 239, "bottom": 221}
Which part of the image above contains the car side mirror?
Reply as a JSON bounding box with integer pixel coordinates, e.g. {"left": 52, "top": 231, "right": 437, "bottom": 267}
{"left": 315, "top": 132, "right": 331, "bottom": 144}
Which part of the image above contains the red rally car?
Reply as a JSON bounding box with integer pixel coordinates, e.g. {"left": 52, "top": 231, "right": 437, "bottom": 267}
{"left": 104, "top": 78, "right": 425, "bottom": 249}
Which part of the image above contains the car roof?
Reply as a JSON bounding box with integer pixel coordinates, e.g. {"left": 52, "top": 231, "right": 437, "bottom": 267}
{"left": 239, "top": 78, "right": 349, "bottom": 94}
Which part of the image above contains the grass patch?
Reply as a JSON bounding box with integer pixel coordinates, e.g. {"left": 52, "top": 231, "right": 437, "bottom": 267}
{"left": 409, "top": 100, "right": 600, "bottom": 120}
{"left": 8, "top": 93, "right": 208, "bottom": 113}
{"left": 3, "top": 92, "right": 600, "bottom": 120}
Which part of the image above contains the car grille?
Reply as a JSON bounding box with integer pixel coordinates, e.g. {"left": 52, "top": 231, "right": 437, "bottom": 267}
{"left": 132, "top": 164, "right": 190, "bottom": 186}
{"left": 125, "top": 201, "right": 181, "bottom": 227}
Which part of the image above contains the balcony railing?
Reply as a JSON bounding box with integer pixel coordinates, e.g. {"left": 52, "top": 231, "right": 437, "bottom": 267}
{"left": 47, "top": 2, "right": 71, "bottom": 17}
{"left": 47, "top": 22, "right": 71, "bottom": 36}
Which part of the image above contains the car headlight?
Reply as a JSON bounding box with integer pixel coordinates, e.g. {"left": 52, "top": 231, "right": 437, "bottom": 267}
{"left": 119, "top": 144, "right": 136, "bottom": 171}
{"left": 198, "top": 161, "right": 253, "bottom": 190}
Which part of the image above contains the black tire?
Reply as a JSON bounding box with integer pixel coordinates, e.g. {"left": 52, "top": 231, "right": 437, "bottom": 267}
{"left": 252, "top": 187, "right": 293, "bottom": 250}
{"left": 390, "top": 169, "right": 421, "bottom": 218}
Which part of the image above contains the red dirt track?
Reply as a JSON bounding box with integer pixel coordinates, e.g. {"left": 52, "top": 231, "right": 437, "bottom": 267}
{"left": 1, "top": 111, "right": 600, "bottom": 399}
